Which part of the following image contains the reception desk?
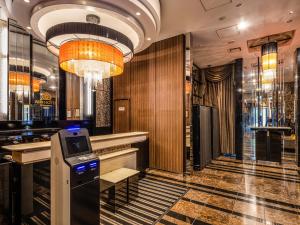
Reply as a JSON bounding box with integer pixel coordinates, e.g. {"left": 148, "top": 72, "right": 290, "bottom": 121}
{"left": 1, "top": 131, "right": 149, "bottom": 224}
{"left": 250, "top": 127, "right": 291, "bottom": 163}
{"left": 2, "top": 131, "right": 148, "bottom": 164}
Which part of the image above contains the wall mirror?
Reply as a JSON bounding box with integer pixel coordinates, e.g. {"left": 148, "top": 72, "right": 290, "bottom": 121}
{"left": 7, "top": 20, "right": 59, "bottom": 122}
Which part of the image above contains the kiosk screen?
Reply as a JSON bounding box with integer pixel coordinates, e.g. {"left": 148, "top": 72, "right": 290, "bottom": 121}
{"left": 65, "top": 136, "right": 90, "bottom": 156}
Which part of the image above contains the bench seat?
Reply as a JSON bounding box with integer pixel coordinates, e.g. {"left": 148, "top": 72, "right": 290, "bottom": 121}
{"left": 100, "top": 168, "right": 140, "bottom": 212}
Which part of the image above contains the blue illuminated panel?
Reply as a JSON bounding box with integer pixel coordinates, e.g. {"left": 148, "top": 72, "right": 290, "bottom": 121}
{"left": 89, "top": 161, "right": 98, "bottom": 169}
{"left": 74, "top": 161, "right": 98, "bottom": 174}
{"left": 75, "top": 165, "right": 87, "bottom": 174}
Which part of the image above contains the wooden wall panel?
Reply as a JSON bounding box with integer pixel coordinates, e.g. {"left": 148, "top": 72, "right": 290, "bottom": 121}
{"left": 155, "top": 36, "right": 184, "bottom": 173}
{"left": 129, "top": 45, "right": 157, "bottom": 168}
{"left": 113, "top": 35, "right": 185, "bottom": 173}
{"left": 66, "top": 73, "right": 80, "bottom": 120}
{"left": 113, "top": 99, "right": 130, "bottom": 133}
{"left": 113, "top": 63, "right": 131, "bottom": 100}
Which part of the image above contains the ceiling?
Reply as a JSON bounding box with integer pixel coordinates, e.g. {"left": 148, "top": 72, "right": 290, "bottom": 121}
{"left": 1, "top": 0, "right": 300, "bottom": 81}
{"left": 158, "top": 0, "right": 300, "bottom": 81}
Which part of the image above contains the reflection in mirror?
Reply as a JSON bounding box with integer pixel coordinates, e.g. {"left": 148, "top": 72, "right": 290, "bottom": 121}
{"left": 8, "top": 21, "right": 30, "bottom": 121}
{"left": 0, "top": 20, "right": 8, "bottom": 121}
{"left": 31, "top": 39, "right": 59, "bottom": 122}
{"left": 7, "top": 20, "right": 59, "bottom": 122}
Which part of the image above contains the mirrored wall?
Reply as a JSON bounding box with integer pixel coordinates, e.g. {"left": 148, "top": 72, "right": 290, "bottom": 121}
{"left": 7, "top": 20, "right": 59, "bottom": 121}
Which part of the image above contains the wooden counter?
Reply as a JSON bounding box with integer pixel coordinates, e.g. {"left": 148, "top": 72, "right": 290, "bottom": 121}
{"left": 2, "top": 132, "right": 148, "bottom": 164}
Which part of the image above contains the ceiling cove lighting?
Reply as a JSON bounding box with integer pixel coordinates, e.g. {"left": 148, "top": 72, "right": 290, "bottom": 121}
{"left": 29, "top": 1, "right": 161, "bottom": 87}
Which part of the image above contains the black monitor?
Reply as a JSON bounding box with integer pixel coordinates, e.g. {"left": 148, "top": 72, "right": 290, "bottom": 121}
{"left": 65, "top": 136, "right": 90, "bottom": 157}
{"left": 58, "top": 128, "right": 92, "bottom": 159}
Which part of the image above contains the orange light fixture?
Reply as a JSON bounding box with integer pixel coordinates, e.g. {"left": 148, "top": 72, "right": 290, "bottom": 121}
{"left": 59, "top": 40, "right": 124, "bottom": 80}
{"left": 186, "top": 80, "right": 192, "bottom": 94}
{"left": 261, "top": 42, "right": 277, "bottom": 91}
{"left": 262, "top": 52, "right": 277, "bottom": 71}
{"left": 9, "top": 72, "right": 46, "bottom": 92}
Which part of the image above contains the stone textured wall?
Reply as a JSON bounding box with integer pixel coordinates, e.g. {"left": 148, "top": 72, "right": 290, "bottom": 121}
{"left": 284, "top": 82, "right": 295, "bottom": 122}
{"left": 96, "top": 78, "right": 112, "bottom": 128}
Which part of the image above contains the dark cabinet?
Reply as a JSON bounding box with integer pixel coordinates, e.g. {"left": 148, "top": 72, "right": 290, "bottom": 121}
{"left": 192, "top": 106, "right": 220, "bottom": 170}
{"left": 132, "top": 139, "right": 149, "bottom": 172}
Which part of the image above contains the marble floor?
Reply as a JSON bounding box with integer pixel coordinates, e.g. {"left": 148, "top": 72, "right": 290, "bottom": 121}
{"left": 154, "top": 156, "right": 300, "bottom": 225}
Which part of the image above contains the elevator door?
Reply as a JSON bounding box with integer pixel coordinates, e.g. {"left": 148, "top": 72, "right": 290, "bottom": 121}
{"left": 113, "top": 100, "right": 130, "bottom": 133}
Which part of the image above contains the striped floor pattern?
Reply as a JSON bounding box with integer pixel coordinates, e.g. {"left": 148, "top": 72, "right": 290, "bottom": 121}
{"left": 23, "top": 174, "right": 188, "bottom": 225}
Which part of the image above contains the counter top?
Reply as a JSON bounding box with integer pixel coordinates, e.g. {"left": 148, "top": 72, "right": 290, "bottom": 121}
{"left": 2, "top": 132, "right": 148, "bottom": 151}
{"left": 2, "top": 132, "right": 148, "bottom": 152}
{"left": 249, "top": 126, "right": 291, "bottom": 131}
{"left": 0, "top": 127, "right": 60, "bottom": 134}
{"left": 1, "top": 131, "right": 148, "bottom": 164}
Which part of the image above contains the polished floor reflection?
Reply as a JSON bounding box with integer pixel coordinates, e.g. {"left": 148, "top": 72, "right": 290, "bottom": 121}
{"left": 155, "top": 156, "right": 300, "bottom": 225}
{"left": 23, "top": 156, "right": 299, "bottom": 225}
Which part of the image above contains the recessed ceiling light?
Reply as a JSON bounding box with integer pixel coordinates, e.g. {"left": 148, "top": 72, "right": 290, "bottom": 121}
{"left": 136, "top": 12, "right": 141, "bottom": 16}
{"left": 146, "top": 37, "right": 151, "bottom": 41}
{"left": 26, "top": 26, "right": 32, "bottom": 30}
{"left": 50, "top": 86, "right": 56, "bottom": 90}
{"left": 24, "top": 0, "right": 30, "bottom": 3}
{"left": 289, "top": 10, "right": 294, "bottom": 14}
{"left": 237, "top": 21, "right": 249, "bottom": 30}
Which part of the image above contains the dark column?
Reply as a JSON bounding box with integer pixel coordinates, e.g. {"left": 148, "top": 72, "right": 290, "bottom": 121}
{"left": 295, "top": 49, "right": 300, "bottom": 168}
{"left": 235, "top": 58, "right": 243, "bottom": 159}
{"left": 58, "top": 68, "right": 66, "bottom": 120}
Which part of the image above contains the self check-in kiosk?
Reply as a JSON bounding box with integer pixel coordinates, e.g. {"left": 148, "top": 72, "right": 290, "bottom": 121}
{"left": 51, "top": 128, "right": 100, "bottom": 225}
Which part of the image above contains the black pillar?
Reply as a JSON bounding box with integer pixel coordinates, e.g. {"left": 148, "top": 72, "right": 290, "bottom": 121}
{"left": 295, "top": 49, "right": 300, "bottom": 168}
{"left": 235, "top": 58, "right": 243, "bottom": 159}
{"left": 58, "top": 68, "right": 66, "bottom": 120}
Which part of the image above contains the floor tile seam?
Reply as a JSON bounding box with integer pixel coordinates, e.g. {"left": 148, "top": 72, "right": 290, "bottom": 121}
{"left": 184, "top": 187, "right": 299, "bottom": 215}
{"left": 181, "top": 197, "right": 284, "bottom": 225}
{"left": 215, "top": 159, "right": 299, "bottom": 171}
{"left": 210, "top": 162, "right": 300, "bottom": 178}
{"left": 153, "top": 187, "right": 191, "bottom": 224}
{"left": 205, "top": 165, "right": 300, "bottom": 183}
{"left": 145, "top": 172, "right": 300, "bottom": 209}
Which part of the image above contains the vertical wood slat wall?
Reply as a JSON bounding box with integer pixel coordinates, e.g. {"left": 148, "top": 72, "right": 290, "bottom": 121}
{"left": 113, "top": 35, "right": 185, "bottom": 173}
{"left": 66, "top": 73, "right": 81, "bottom": 120}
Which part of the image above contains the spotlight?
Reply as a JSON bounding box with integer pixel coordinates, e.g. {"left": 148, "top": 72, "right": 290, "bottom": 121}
{"left": 237, "top": 21, "right": 249, "bottom": 30}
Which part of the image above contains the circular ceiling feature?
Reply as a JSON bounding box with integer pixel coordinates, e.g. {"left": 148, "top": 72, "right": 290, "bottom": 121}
{"left": 29, "top": 0, "right": 161, "bottom": 53}
{"left": 45, "top": 22, "right": 134, "bottom": 61}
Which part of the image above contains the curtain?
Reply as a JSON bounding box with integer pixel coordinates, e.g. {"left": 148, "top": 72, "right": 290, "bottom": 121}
{"left": 202, "top": 64, "right": 235, "bottom": 154}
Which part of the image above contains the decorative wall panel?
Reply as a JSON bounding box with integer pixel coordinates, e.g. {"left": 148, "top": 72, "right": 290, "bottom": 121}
{"left": 96, "top": 78, "right": 112, "bottom": 127}
{"left": 284, "top": 82, "right": 295, "bottom": 122}
{"left": 113, "top": 35, "right": 185, "bottom": 173}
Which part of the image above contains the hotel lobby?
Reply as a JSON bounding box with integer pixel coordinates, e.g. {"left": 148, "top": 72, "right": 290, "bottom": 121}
{"left": 0, "top": 0, "right": 299, "bottom": 224}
